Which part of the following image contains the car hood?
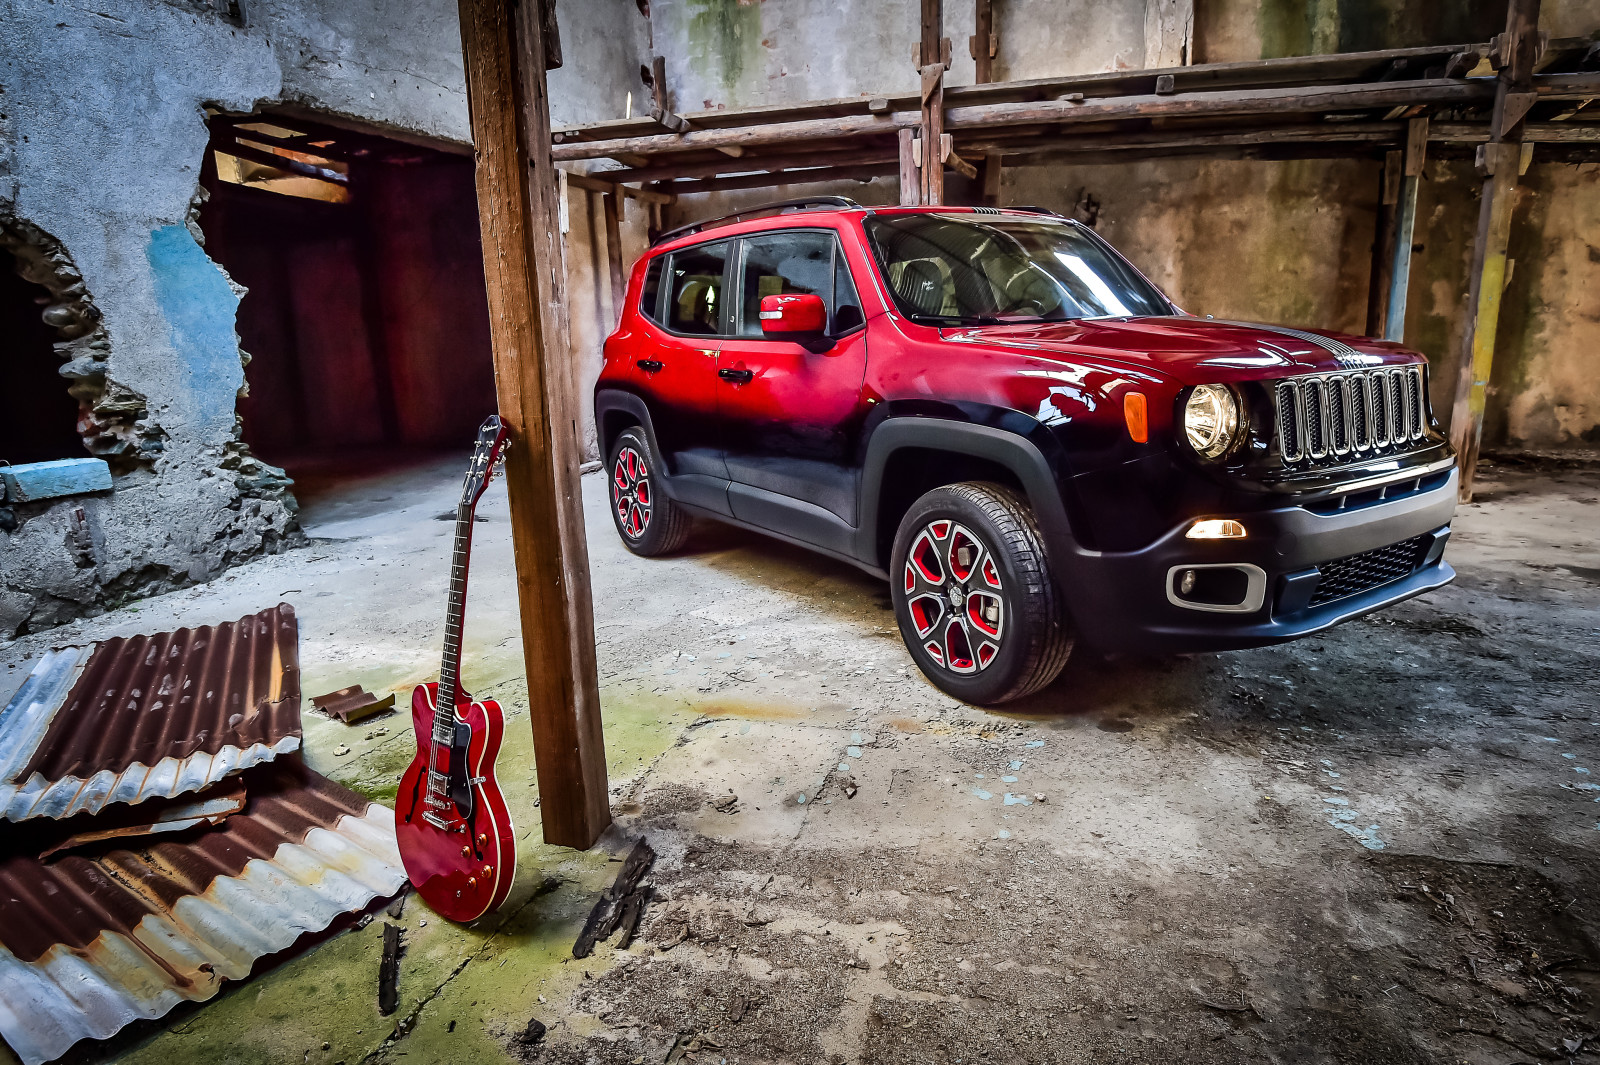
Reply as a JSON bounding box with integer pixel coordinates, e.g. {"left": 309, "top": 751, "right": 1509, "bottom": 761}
{"left": 940, "top": 315, "right": 1422, "bottom": 385}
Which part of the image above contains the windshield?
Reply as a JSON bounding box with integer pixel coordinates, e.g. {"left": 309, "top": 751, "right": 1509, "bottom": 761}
{"left": 864, "top": 214, "right": 1172, "bottom": 324}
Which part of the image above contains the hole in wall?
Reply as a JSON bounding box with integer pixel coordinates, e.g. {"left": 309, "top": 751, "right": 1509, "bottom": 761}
{"left": 0, "top": 246, "right": 86, "bottom": 467}
{"left": 197, "top": 110, "right": 499, "bottom": 499}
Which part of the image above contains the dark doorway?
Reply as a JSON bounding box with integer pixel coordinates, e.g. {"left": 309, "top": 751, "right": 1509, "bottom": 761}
{"left": 198, "top": 113, "right": 497, "bottom": 474}
{"left": 0, "top": 249, "right": 84, "bottom": 467}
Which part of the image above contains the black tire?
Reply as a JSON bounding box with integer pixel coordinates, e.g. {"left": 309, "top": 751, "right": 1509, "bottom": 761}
{"left": 607, "top": 427, "right": 690, "bottom": 555}
{"left": 890, "top": 482, "right": 1073, "bottom": 705}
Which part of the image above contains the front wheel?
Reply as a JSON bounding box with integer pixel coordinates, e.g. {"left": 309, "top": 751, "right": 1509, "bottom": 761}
{"left": 608, "top": 427, "right": 690, "bottom": 555}
{"left": 890, "top": 482, "right": 1072, "bottom": 705}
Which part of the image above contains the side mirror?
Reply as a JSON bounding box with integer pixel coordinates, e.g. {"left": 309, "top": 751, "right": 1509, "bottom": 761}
{"left": 759, "top": 293, "right": 827, "bottom": 337}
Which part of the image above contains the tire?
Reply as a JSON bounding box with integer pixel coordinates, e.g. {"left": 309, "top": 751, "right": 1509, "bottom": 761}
{"left": 890, "top": 482, "right": 1073, "bottom": 705}
{"left": 607, "top": 427, "right": 691, "bottom": 556}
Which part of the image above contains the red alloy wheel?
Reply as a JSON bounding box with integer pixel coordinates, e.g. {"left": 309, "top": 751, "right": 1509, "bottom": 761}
{"left": 612, "top": 445, "right": 653, "bottom": 539}
{"left": 902, "top": 518, "right": 1006, "bottom": 675}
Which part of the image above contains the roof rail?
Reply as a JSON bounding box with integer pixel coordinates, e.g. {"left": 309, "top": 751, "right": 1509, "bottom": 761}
{"left": 651, "top": 196, "right": 863, "bottom": 246}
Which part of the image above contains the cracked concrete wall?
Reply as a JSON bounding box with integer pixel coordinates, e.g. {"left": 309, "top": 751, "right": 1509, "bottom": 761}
{"left": 0, "top": 0, "right": 650, "bottom": 636}
{"left": 0, "top": 0, "right": 300, "bottom": 636}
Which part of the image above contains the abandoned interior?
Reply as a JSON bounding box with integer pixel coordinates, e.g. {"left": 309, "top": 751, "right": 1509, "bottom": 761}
{"left": 1, "top": 0, "right": 1598, "bottom": 1061}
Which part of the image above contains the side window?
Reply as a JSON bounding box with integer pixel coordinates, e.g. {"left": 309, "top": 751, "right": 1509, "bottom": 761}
{"left": 832, "top": 249, "right": 864, "bottom": 334}
{"left": 665, "top": 242, "right": 728, "bottom": 335}
{"left": 639, "top": 256, "right": 665, "bottom": 323}
{"left": 735, "top": 231, "right": 836, "bottom": 337}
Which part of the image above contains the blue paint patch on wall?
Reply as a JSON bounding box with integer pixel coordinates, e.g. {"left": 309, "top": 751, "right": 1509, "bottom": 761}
{"left": 145, "top": 225, "right": 243, "bottom": 433}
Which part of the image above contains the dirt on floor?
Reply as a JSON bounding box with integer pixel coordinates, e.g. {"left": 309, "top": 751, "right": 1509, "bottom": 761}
{"left": 3, "top": 459, "right": 1597, "bottom": 1065}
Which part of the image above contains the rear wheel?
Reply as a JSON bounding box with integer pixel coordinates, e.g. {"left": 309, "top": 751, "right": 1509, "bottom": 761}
{"left": 890, "top": 482, "right": 1072, "bottom": 705}
{"left": 608, "top": 427, "right": 690, "bottom": 555}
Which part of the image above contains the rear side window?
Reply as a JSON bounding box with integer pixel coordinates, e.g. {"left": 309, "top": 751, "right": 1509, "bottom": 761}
{"left": 639, "top": 256, "right": 665, "bottom": 323}
{"left": 664, "top": 242, "right": 729, "bottom": 335}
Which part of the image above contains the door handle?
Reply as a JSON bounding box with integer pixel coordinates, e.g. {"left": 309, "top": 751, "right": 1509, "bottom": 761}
{"left": 718, "top": 368, "right": 753, "bottom": 384}
{"left": 636, "top": 359, "right": 663, "bottom": 372}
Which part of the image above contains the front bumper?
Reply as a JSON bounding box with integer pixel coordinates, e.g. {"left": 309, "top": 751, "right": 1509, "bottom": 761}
{"left": 1062, "top": 465, "right": 1459, "bottom": 654}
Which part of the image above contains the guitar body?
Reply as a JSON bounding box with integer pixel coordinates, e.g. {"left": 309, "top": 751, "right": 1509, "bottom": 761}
{"left": 395, "top": 682, "right": 516, "bottom": 923}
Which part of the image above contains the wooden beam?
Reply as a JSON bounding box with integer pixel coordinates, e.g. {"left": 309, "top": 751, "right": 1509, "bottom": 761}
{"left": 980, "top": 149, "right": 1002, "bottom": 205}
{"left": 1383, "top": 115, "right": 1428, "bottom": 342}
{"left": 592, "top": 144, "right": 900, "bottom": 184}
{"left": 601, "top": 189, "right": 626, "bottom": 322}
{"left": 919, "top": 0, "right": 947, "bottom": 205}
{"left": 549, "top": 78, "right": 1492, "bottom": 161}
{"left": 456, "top": 0, "right": 610, "bottom": 849}
{"left": 898, "top": 128, "right": 920, "bottom": 205}
{"left": 1450, "top": 0, "right": 1540, "bottom": 503}
{"left": 1366, "top": 148, "right": 1401, "bottom": 338}
{"left": 563, "top": 170, "right": 676, "bottom": 204}
{"left": 970, "top": 0, "right": 996, "bottom": 84}
{"left": 657, "top": 162, "right": 898, "bottom": 196}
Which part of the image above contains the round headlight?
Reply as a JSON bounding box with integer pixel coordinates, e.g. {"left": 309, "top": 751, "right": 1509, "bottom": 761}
{"left": 1183, "top": 384, "right": 1240, "bottom": 459}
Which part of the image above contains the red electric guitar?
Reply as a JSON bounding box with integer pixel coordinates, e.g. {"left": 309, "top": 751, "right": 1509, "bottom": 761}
{"left": 396, "top": 416, "right": 517, "bottom": 922}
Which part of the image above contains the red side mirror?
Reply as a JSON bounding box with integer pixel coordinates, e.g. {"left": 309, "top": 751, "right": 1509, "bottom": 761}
{"left": 759, "top": 293, "right": 827, "bottom": 335}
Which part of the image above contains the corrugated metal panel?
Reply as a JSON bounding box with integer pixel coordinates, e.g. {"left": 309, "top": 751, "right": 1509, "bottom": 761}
{"left": 0, "top": 760, "right": 405, "bottom": 1065}
{"left": 0, "top": 605, "right": 303, "bottom": 821}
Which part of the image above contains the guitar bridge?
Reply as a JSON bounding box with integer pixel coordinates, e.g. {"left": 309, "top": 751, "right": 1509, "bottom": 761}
{"left": 422, "top": 809, "right": 455, "bottom": 831}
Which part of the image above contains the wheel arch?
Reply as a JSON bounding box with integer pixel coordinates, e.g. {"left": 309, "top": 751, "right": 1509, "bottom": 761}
{"left": 857, "top": 417, "right": 1087, "bottom": 583}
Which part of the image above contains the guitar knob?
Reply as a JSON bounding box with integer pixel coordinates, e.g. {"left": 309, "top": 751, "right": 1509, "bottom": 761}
{"left": 482, "top": 865, "right": 494, "bottom": 878}
{"left": 461, "top": 846, "right": 471, "bottom": 858}
{"left": 477, "top": 833, "right": 488, "bottom": 847}
{"left": 467, "top": 876, "right": 477, "bottom": 888}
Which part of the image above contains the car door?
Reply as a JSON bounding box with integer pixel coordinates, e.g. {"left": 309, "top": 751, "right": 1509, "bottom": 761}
{"left": 717, "top": 228, "right": 870, "bottom": 530}
{"left": 636, "top": 240, "right": 732, "bottom": 509}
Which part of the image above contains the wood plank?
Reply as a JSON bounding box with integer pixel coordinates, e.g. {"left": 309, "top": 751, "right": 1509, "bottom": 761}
{"left": 591, "top": 144, "right": 901, "bottom": 184}
{"left": 920, "top": 0, "right": 946, "bottom": 205}
{"left": 971, "top": 0, "right": 995, "bottom": 84}
{"left": 1366, "top": 150, "right": 1400, "bottom": 338}
{"left": 1450, "top": 0, "right": 1541, "bottom": 503}
{"left": 1383, "top": 116, "right": 1427, "bottom": 342}
{"left": 899, "top": 128, "right": 920, "bottom": 205}
{"left": 456, "top": 0, "right": 610, "bottom": 849}
{"left": 551, "top": 78, "right": 1491, "bottom": 161}
{"left": 602, "top": 190, "right": 625, "bottom": 323}
{"left": 658, "top": 162, "right": 899, "bottom": 196}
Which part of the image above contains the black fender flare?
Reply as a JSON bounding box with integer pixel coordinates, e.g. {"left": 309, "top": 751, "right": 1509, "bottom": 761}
{"left": 855, "top": 418, "right": 1090, "bottom": 595}
{"left": 594, "top": 388, "right": 666, "bottom": 477}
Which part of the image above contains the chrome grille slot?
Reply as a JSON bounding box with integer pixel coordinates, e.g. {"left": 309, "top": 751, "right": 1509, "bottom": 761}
{"left": 1274, "top": 365, "right": 1428, "bottom": 469}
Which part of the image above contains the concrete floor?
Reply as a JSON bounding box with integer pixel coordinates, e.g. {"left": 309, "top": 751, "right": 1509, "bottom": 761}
{"left": 3, "top": 455, "right": 1598, "bottom": 1065}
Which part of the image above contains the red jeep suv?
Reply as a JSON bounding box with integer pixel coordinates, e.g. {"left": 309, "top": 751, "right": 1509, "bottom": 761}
{"left": 595, "top": 197, "right": 1456, "bottom": 705}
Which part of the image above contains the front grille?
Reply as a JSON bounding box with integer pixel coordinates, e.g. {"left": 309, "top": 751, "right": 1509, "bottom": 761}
{"left": 1307, "top": 534, "right": 1430, "bottom": 607}
{"left": 1275, "top": 365, "right": 1428, "bottom": 468}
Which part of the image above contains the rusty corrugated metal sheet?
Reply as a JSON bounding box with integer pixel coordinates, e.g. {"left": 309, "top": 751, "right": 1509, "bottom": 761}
{"left": 0, "top": 759, "right": 405, "bottom": 1065}
{"left": 0, "top": 605, "right": 302, "bottom": 821}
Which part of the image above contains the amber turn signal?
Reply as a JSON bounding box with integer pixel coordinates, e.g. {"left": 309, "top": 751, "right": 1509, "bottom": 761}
{"left": 1186, "top": 519, "right": 1247, "bottom": 539}
{"left": 1123, "top": 391, "right": 1148, "bottom": 443}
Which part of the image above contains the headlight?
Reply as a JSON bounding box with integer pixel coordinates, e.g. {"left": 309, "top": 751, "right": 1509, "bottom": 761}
{"left": 1183, "top": 384, "right": 1240, "bottom": 459}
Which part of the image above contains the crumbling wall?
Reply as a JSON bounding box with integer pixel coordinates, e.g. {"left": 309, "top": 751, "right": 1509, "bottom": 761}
{"left": 0, "top": 0, "right": 298, "bottom": 636}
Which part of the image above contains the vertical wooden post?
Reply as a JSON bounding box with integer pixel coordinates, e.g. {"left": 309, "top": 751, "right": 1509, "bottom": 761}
{"left": 898, "top": 127, "right": 920, "bottom": 206}
{"left": 1449, "top": 0, "right": 1539, "bottom": 502}
{"left": 601, "top": 189, "right": 626, "bottom": 328}
{"left": 456, "top": 0, "right": 611, "bottom": 849}
{"left": 970, "top": 0, "right": 995, "bottom": 84}
{"left": 1366, "top": 149, "right": 1401, "bottom": 338}
{"left": 918, "top": 0, "right": 947, "bottom": 206}
{"left": 1383, "top": 116, "right": 1428, "bottom": 343}
{"left": 980, "top": 150, "right": 1003, "bottom": 207}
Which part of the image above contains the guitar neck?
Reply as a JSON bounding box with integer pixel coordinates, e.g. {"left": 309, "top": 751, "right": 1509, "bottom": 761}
{"left": 435, "top": 503, "right": 475, "bottom": 740}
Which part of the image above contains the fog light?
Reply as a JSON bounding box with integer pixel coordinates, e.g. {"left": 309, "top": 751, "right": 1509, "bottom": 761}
{"left": 1187, "top": 519, "right": 1247, "bottom": 540}
{"left": 1179, "top": 569, "right": 1197, "bottom": 595}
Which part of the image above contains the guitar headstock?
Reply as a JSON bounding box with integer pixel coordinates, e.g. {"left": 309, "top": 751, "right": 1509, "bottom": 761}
{"left": 460, "top": 415, "right": 512, "bottom": 510}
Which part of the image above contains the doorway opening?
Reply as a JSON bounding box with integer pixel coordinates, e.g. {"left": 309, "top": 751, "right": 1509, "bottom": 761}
{"left": 197, "top": 111, "right": 497, "bottom": 501}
